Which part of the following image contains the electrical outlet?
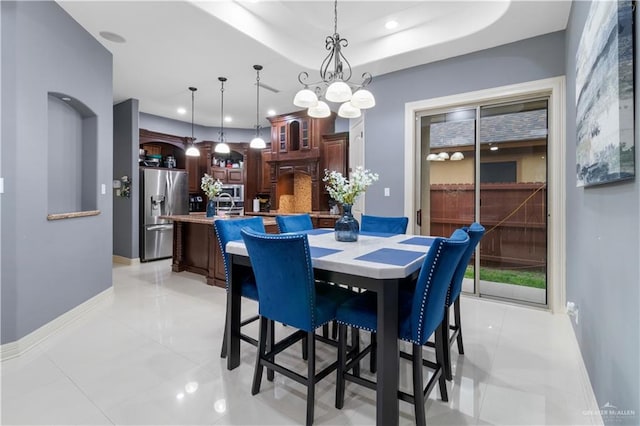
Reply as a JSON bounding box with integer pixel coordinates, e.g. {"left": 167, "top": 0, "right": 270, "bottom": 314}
{"left": 384, "top": 187, "right": 390, "bottom": 197}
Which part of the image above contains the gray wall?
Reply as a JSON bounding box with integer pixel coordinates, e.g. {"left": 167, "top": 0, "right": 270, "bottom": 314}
{"left": 113, "top": 99, "right": 139, "bottom": 259}
{"left": 565, "top": 2, "right": 639, "bottom": 422}
{"left": 1, "top": 1, "right": 113, "bottom": 344}
{"left": 363, "top": 31, "right": 566, "bottom": 215}
{"left": 139, "top": 112, "right": 255, "bottom": 145}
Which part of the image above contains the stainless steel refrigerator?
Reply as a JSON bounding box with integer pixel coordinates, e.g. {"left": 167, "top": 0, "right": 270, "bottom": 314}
{"left": 139, "top": 168, "right": 188, "bottom": 261}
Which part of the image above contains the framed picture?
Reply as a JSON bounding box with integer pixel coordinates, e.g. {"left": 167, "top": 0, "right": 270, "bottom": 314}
{"left": 576, "top": 0, "right": 635, "bottom": 187}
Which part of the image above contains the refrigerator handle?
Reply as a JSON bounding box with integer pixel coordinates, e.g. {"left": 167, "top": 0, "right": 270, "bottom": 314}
{"left": 147, "top": 224, "right": 173, "bottom": 231}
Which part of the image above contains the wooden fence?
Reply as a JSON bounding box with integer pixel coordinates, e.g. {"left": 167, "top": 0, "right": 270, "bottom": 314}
{"left": 430, "top": 183, "right": 547, "bottom": 271}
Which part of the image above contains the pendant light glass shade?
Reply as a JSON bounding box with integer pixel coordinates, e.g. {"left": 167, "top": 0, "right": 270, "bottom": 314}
{"left": 250, "top": 137, "right": 266, "bottom": 149}
{"left": 426, "top": 153, "right": 439, "bottom": 161}
{"left": 437, "top": 152, "right": 450, "bottom": 160}
{"left": 325, "top": 81, "right": 352, "bottom": 103}
{"left": 293, "top": 88, "right": 319, "bottom": 108}
{"left": 186, "top": 87, "right": 200, "bottom": 157}
{"left": 450, "top": 152, "right": 464, "bottom": 161}
{"left": 337, "top": 101, "right": 361, "bottom": 118}
{"left": 350, "top": 89, "right": 376, "bottom": 109}
{"left": 215, "top": 77, "right": 230, "bottom": 154}
{"left": 250, "top": 65, "right": 267, "bottom": 150}
{"left": 214, "top": 143, "right": 230, "bottom": 154}
{"left": 308, "top": 100, "right": 331, "bottom": 118}
{"left": 186, "top": 145, "right": 200, "bottom": 157}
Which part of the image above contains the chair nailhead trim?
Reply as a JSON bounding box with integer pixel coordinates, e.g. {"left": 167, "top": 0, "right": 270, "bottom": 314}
{"left": 416, "top": 240, "right": 443, "bottom": 343}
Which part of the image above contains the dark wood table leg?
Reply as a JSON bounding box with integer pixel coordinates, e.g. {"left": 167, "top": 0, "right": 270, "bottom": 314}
{"left": 226, "top": 254, "right": 242, "bottom": 370}
{"left": 376, "top": 278, "right": 399, "bottom": 426}
{"left": 171, "top": 222, "right": 186, "bottom": 272}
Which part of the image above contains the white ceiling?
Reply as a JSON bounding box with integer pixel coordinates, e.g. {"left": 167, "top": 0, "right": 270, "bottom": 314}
{"left": 56, "top": 0, "right": 571, "bottom": 129}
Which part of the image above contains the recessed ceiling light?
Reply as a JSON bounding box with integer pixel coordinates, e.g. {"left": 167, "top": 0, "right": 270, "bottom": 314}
{"left": 61, "top": 97, "right": 71, "bottom": 101}
{"left": 267, "top": 109, "right": 276, "bottom": 116}
{"left": 99, "top": 31, "right": 126, "bottom": 43}
{"left": 224, "top": 116, "right": 232, "bottom": 123}
{"left": 177, "top": 107, "right": 186, "bottom": 115}
{"left": 385, "top": 20, "right": 398, "bottom": 30}
{"left": 490, "top": 146, "right": 499, "bottom": 151}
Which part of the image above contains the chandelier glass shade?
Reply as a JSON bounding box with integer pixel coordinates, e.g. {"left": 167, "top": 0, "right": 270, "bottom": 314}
{"left": 214, "top": 77, "right": 230, "bottom": 154}
{"left": 185, "top": 87, "right": 200, "bottom": 157}
{"left": 293, "top": 0, "right": 375, "bottom": 119}
{"left": 249, "top": 65, "right": 266, "bottom": 149}
{"left": 426, "top": 151, "right": 464, "bottom": 161}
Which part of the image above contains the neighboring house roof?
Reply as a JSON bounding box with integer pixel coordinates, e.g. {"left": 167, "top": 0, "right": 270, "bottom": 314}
{"left": 430, "top": 109, "right": 548, "bottom": 148}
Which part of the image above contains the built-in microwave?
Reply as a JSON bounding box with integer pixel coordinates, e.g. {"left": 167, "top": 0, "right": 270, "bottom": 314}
{"left": 217, "top": 184, "right": 244, "bottom": 202}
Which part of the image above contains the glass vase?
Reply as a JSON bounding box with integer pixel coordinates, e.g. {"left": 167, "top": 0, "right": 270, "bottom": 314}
{"left": 334, "top": 203, "right": 359, "bottom": 242}
{"left": 206, "top": 199, "right": 216, "bottom": 218}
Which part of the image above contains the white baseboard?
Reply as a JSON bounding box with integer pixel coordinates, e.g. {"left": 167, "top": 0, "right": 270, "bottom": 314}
{"left": 0, "top": 287, "right": 114, "bottom": 361}
{"left": 112, "top": 255, "right": 140, "bottom": 265}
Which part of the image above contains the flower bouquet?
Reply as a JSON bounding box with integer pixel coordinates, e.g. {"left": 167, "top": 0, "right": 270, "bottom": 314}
{"left": 323, "top": 167, "right": 379, "bottom": 241}
{"left": 201, "top": 174, "right": 223, "bottom": 199}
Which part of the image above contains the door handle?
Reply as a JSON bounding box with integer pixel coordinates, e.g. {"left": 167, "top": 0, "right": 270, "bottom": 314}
{"left": 416, "top": 209, "right": 422, "bottom": 227}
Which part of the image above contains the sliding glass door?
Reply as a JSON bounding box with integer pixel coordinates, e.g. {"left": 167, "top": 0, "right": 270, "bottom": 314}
{"left": 419, "top": 98, "right": 549, "bottom": 305}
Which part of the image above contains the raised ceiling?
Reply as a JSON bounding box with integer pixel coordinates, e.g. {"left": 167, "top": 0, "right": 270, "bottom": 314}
{"left": 56, "top": 1, "right": 571, "bottom": 129}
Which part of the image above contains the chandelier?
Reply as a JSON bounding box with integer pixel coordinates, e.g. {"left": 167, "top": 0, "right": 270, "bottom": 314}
{"left": 249, "top": 65, "right": 266, "bottom": 149}
{"left": 214, "top": 77, "right": 230, "bottom": 154}
{"left": 185, "top": 87, "right": 200, "bottom": 157}
{"left": 293, "top": 0, "right": 375, "bottom": 119}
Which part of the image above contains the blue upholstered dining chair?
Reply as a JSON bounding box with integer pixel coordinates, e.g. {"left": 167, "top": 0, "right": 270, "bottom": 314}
{"left": 440, "top": 222, "right": 485, "bottom": 380}
{"left": 214, "top": 217, "right": 265, "bottom": 359}
{"left": 275, "top": 213, "right": 314, "bottom": 233}
{"left": 360, "top": 214, "right": 409, "bottom": 234}
{"left": 240, "top": 228, "right": 356, "bottom": 426}
{"left": 334, "top": 230, "right": 470, "bottom": 426}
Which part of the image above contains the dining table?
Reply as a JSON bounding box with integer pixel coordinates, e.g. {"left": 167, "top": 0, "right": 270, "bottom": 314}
{"left": 225, "top": 228, "right": 437, "bottom": 426}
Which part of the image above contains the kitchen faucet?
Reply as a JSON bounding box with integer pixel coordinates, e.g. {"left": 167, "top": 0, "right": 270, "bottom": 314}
{"left": 216, "top": 192, "right": 235, "bottom": 217}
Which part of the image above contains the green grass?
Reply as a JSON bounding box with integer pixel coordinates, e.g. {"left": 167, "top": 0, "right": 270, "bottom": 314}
{"left": 464, "top": 266, "right": 546, "bottom": 289}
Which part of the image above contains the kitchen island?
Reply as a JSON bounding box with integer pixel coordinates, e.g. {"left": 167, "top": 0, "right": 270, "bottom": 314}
{"left": 161, "top": 213, "right": 278, "bottom": 288}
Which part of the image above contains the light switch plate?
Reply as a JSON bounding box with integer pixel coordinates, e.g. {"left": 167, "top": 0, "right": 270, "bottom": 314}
{"left": 0, "top": 177, "right": 4, "bottom": 194}
{"left": 384, "top": 187, "right": 390, "bottom": 197}
{"left": 101, "top": 183, "right": 106, "bottom": 195}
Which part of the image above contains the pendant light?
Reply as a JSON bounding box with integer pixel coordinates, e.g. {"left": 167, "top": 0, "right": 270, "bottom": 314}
{"left": 214, "top": 77, "right": 231, "bottom": 154}
{"left": 185, "top": 87, "right": 200, "bottom": 157}
{"left": 250, "top": 65, "right": 266, "bottom": 149}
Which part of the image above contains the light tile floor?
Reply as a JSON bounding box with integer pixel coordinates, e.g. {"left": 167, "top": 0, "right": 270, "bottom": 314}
{"left": 1, "top": 260, "right": 602, "bottom": 425}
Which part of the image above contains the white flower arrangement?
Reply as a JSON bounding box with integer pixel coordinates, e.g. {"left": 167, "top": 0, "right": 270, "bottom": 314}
{"left": 323, "top": 166, "right": 379, "bottom": 205}
{"left": 201, "top": 174, "right": 223, "bottom": 199}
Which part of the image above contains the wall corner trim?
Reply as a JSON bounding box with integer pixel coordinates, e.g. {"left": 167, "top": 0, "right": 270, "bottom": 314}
{"left": 0, "top": 287, "right": 114, "bottom": 361}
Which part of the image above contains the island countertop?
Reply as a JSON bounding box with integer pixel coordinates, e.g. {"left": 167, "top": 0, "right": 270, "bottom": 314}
{"left": 161, "top": 212, "right": 277, "bottom": 227}
{"left": 245, "top": 211, "right": 339, "bottom": 220}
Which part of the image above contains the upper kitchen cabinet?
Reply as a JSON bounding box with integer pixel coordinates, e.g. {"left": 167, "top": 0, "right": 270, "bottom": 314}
{"left": 267, "top": 110, "right": 335, "bottom": 160}
{"left": 321, "top": 132, "right": 349, "bottom": 176}
{"left": 186, "top": 142, "right": 211, "bottom": 193}
{"left": 139, "top": 128, "right": 189, "bottom": 169}
{"left": 209, "top": 144, "right": 246, "bottom": 185}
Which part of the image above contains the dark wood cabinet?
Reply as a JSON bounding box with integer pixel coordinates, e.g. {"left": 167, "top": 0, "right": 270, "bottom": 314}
{"left": 267, "top": 110, "right": 335, "bottom": 159}
{"left": 263, "top": 111, "right": 339, "bottom": 211}
{"left": 321, "top": 132, "right": 349, "bottom": 176}
{"left": 187, "top": 143, "right": 211, "bottom": 193}
{"left": 260, "top": 151, "right": 272, "bottom": 193}
{"left": 139, "top": 129, "right": 189, "bottom": 169}
{"left": 209, "top": 145, "right": 247, "bottom": 184}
